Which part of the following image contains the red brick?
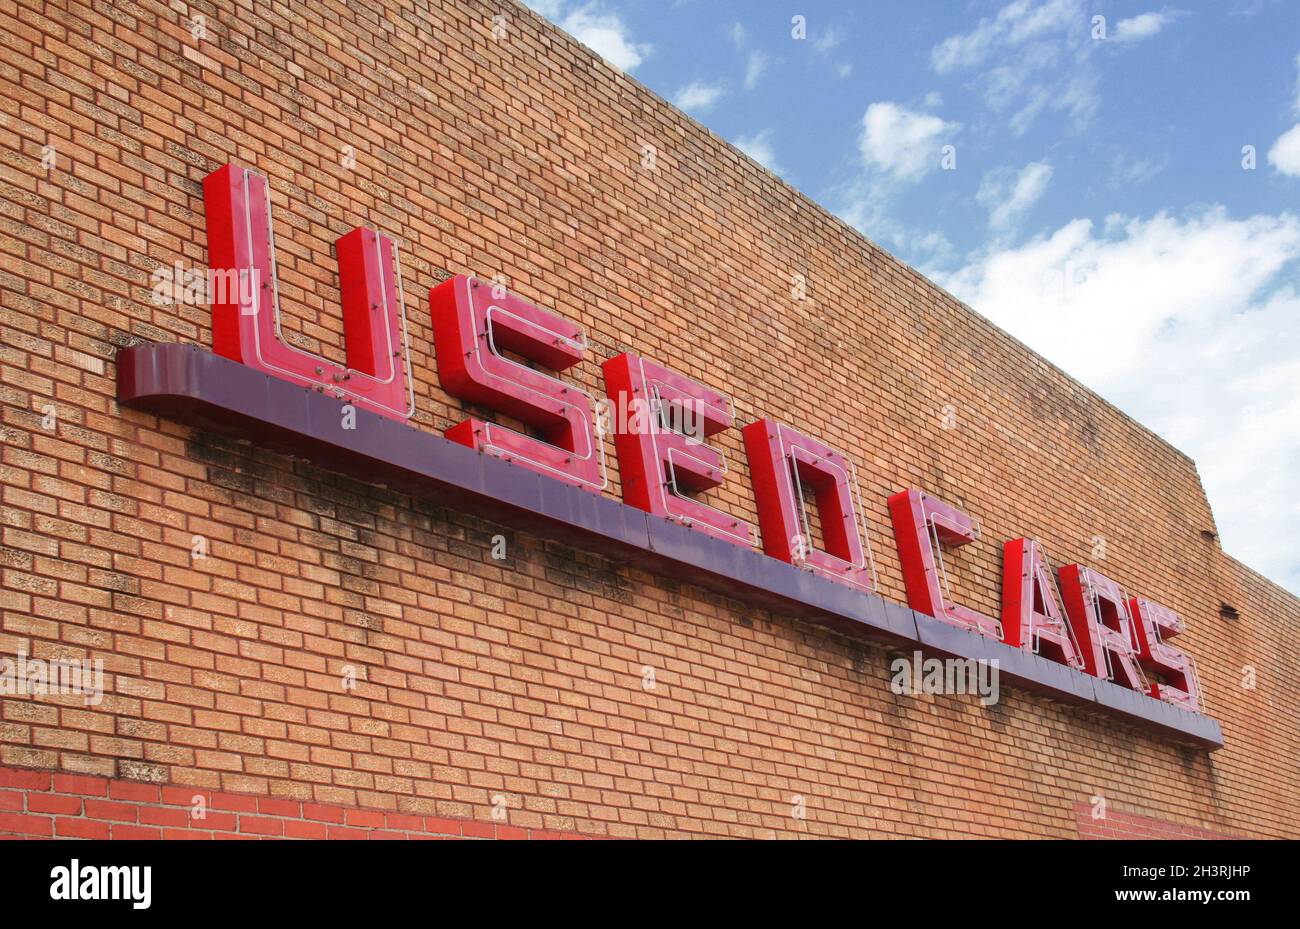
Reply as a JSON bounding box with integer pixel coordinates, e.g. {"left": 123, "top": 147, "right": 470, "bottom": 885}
{"left": 211, "top": 792, "right": 259, "bottom": 814}
{"left": 0, "top": 770, "right": 50, "bottom": 790}
{"left": 84, "top": 800, "right": 137, "bottom": 823}
{"left": 194, "top": 811, "right": 238, "bottom": 831}
{"left": 0, "top": 812, "right": 53, "bottom": 837}
{"left": 138, "top": 806, "right": 193, "bottom": 827}
{"left": 423, "top": 817, "right": 465, "bottom": 837}
{"left": 27, "top": 794, "right": 82, "bottom": 815}
{"left": 109, "top": 782, "right": 161, "bottom": 803}
{"left": 461, "top": 821, "right": 494, "bottom": 839}
{"left": 56, "top": 817, "right": 111, "bottom": 840}
{"left": 238, "top": 816, "right": 284, "bottom": 836}
{"left": 162, "top": 787, "right": 209, "bottom": 807}
{"left": 303, "top": 803, "right": 346, "bottom": 824}
{"left": 327, "top": 825, "right": 370, "bottom": 840}
{"left": 164, "top": 828, "right": 212, "bottom": 840}
{"left": 53, "top": 774, "right": 107, "bottom": 797}
{"left": 257, "top": 797, "right": 301, "bottom": 818}
{"left": 284, "top": 819, "right": 328, "bottom": 839}
{"left": 385, "top": 813, "right": 423, "bottom": 831}
{"left": 344, "top": 809, "right": 385, "bottom": 829}
{"left": 112, "top": 824, "right": 162, "bottom": 840}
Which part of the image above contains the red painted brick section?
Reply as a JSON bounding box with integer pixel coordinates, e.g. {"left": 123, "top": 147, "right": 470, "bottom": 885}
{"left": 0, "top": 764, "right": 591, "bottom": 840}
{"left": 1074, "top": 803, "right": 1238, "bottom": 840}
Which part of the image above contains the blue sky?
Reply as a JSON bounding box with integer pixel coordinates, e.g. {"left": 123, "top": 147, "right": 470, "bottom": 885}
{"left": 522, "top": 0, "right": 1300, "bottom": 594}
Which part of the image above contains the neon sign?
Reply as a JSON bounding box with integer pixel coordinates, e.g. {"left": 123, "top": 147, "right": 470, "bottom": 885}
{"left": 117, "top": 164, "right": 1217, "bottom": 746}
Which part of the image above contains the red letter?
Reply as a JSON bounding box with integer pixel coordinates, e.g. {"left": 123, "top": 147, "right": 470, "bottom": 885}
{"left": 1000, "top": 538, "right": 1085, "bottom": 669}
{"left": 1059, "top": 565, "right": 1148, "bottom": 690}
{"left": 601, "top": 353, "right": 753, "bottom": 547}
{"left": 429, "top": 275, "right": 604, "bottom": 491}
{"left": 203, "top": 164, "right": 414, "bottom": 420}
{"left": 887, "top": 489, "right": 1001, "bottom": 637}
{"left": 742, "top": 419, "right": 876, "bottom": 591}
{"left": 1129, "top": 597, "right": 1202, "bottom": 711}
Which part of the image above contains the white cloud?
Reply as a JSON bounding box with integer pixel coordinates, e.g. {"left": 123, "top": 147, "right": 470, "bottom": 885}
{"left": 837, "top": 63, "right": 853, "bottom": 79}
{"left": 931, "top": 0, "right": 1079, "bottom": 73}
{"left": 1109, "top": 152, "right": 1170, "bottom": 188}
{"left": 734, "top": 129, "right": 783, "bottom": 174}
{"left": 1268, "top": 123, "right": 1300, "bottom": 176}
{"left": 814, "top": 26, "right": 844, "bottom": 53}
{"left": 836, "top": 103, "right": 960, "bottom": 245}
{"left": 859, "top": 102, "right": 959, "bottom": 183}
{"left": 930, "top": 0, "right": 1098, "bottom": 135}
{"left": 744, "top": 50, "right": 768, "bottom": 91}
{"left": 559, "top": 5, "right": 650, "bottom": 72}
{"left": 673, "top": 81, "right": 725, "bottom": 114}
{"left": 932, "top": 208, "right": 1300, "bottom": 593}
{"left": 1293, "top": 52, "right": 1300, "bottom": 113}
{"left": 910, "top": 230, "right": 957, "bottom": 264}
{"left": 1112, "top": 11, "right": 1178, "bottom": 43}
{"left": 730, "top": 22, "right": 747, "bottom": 48}
{"left": 978, "top": 161, "right": 1053, "bottom": 231}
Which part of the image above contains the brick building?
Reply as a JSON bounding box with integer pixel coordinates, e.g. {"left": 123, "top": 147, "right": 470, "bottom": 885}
{"left": 0, "top": 0, "right": 1296, "bottom": 840}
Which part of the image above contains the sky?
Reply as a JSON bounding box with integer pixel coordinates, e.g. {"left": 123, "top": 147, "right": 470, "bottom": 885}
{"left": 521, "top": 0, "right": 1300, "bottom": 595}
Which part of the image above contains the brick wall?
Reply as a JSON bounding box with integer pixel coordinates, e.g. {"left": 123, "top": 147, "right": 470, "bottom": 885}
{"left": 0, "top": 0, "right": 1296, "bottom": 839}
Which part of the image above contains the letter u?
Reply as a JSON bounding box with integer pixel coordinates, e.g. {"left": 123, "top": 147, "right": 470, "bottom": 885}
{"left": 202, "top": 164, "right": 415, "bottom": 420}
